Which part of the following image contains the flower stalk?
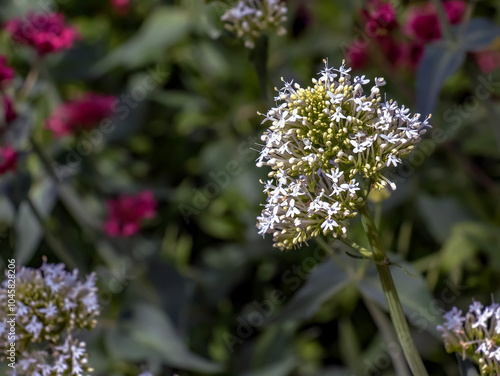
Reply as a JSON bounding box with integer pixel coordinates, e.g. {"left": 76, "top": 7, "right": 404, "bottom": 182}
{"left": 359, "top": 203, "right": 429, "bottom": 376}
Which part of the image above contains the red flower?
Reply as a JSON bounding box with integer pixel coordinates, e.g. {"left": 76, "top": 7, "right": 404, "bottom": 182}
{"left": 111, "top": 0, "right": 130, "bottom": 14}
{"left": 474, "top": 50, "right": 500, "bottom": 73}
{"left": 0, "top": 146, "right": 17, "bottom": 174}
{"left": 104, "top": 191, "right": 157, "bottom": 237}
{"left": 362, "top": 0, "right": 398, "bottom": 36}
{"left": 404, "top": 1, "right": 466, "bottom": 43}
{"left": 2, "top": 96, "right": 17, "bottom": 125}
{"left": 0, "top": 56, "right": 14, "bottom": 86}
{"left": 346, "top": 40, "right": 369, "bottom": 70}
{"left": 4, "top": 12, "right": 79, "bottom": 55}
{"left": 45, "top": 93, "right": 115, "bottom": 137}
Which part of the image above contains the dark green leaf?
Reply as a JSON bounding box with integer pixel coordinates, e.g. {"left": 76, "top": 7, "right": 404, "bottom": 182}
{"left": 91, "top": 7, "right": 190, "bottom": 74}
{"left": 418, "top": 195, "right": 473, "bottom": 243}
{"left": 14, "top": 178, "right": 58, "bottom": 265}
{"left": 124, "top": 304, "right": 223, "bottom": 373}
{"left": 461, "top": 18, "right": 500, "bottom": 52}
{"left": 417, "top": 41, "right": 466, "bottom": 116}
{"left": 266, "top": 259, "right": 350, "bottom": 324}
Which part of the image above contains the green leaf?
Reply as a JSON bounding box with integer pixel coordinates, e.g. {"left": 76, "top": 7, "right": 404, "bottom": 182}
{"left": 440, "top": 222, "right": 500, "bottom": 272}
{"left": 461, "top": 18, "right": 500, "bottom": 52}
{"left": 416, "top": 18, "right": 500, "bottom": 116}
{"left": 91, "top": 7, "right": 190, "bottom": 74}
{"left": 418, "top": 195, "right": 473, "bottom": 243}
{"left": 240, "top": 356, "right": 298, "bottom": 376}
{"left": 14, "top": 178, "right": 57, "bottom": 265}
{"left": 417, "top": 40, "right": 466, "bottom": 116}
{"left": 266, "top": 259, "right": 350, "bottom": 324}
{"left": 124, "top": 303, "right": 222, "bottom": 373}
{"left": 105, "top": 325, "right": 161, "bottom": 362}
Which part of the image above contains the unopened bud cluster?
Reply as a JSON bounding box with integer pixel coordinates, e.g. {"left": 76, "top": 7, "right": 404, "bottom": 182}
{"left": 256, "top": 60, "right": 430, "bottom": 249}
{"left": 221, "top": 0, "right": 287, "bottom": 48}
{"left": 438, "top": 301, "right": 500, "bottom": 376}
{"left": 0, "top": 261, "right": 100, "bottom": 376}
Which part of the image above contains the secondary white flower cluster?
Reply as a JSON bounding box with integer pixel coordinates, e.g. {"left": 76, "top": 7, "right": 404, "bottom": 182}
{"left": 256, "top": 60, "right": 430, "bottom": 249}
{"left": 0, "top": 261, "right": 100, "bottom": 376}
{"left": 437, "top": 300, "right": 500, "bottom": 375}
{"left": 12, "top": 337, "right": 91, "bottom": 376}
{"left": 221, "top": 0, "right": 287, "bottom": 48}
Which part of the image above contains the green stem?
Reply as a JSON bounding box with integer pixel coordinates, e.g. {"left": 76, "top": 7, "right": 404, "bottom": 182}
{"left": 431, "top": 0, "right": 454, "bottom": 41}
{"left": 363, "top": 296, "right": 411, "bottom": 376}
{"left": 359, "top": 204, "right": 428, "bottom": 376}
{"left": 25, "top": 195, "right": 83, "bottom": 272}
{"left": 19, "top": 58, "right": 42, "bottom": 100}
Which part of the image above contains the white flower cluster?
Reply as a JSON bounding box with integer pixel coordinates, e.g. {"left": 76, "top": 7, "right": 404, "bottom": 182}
{"left": 437, "top": 300, "right": 500, "bottom": 375}
{"left": 256, "top": 60, "right": 430, "bottom": 249}
{"left": 221, "top": 0, "right": 287, "bottom": 48}
{"left": 11, "top": 337, "right": 91, "bottom": 376}
{"left": 0, "top": 261, "right": 100, "bottom": 376}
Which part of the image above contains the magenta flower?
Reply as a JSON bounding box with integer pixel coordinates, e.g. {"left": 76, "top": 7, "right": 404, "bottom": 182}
{"left": 443, "top": 0, "right": 467, "bottom": 24}
{"left": 0, "top": 145, "right": 17, "bottom": 174}
{"left": 2, "top": 96, "right": 17, "bottom": 125}
{"left": 45, "top": 93, "right": 115, "bottom": 137}
{"left": 361, "top": 0, "right": 398, "bottom": 36}
{"left": 0, "top": 56, "right": 14, "bottom": 86}
{"left": 404, "top": 1, "right": 466, "bottom": 42}
{"left": 4, "top": 12, "right": 79, "bottom": 55}
{"left": 104, "top": 191, "right": 157, "bottom": 237}
{"left": 346, "top": 40, "right": 369, "bottom": 70}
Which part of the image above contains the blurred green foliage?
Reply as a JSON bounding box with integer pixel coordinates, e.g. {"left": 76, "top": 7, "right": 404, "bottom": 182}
{"left": 1, "top": 0, "right": 500, "bottom": 375}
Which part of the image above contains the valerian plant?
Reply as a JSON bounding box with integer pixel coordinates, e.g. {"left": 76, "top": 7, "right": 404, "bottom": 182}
{"left": 256, "top": 60, "right": 431, "bottom": 376}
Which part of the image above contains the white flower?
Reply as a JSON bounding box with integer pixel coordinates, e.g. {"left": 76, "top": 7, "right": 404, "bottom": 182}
{"left": 25, "top": 316, "right": 43, "bottom": 339}
{"left": 321, "top": 218, "right": 338, "bottom": 232}
{"left": 39, "top": 302, "right": 58, "bottom": 318}
{"left": 256, "top": 59, "right": 431, "bottom": 249}
{"left": 221, "top": 0, "right": 287, "bottom": 49}
{"left": 330, "top": 106, "right": 346, "bottom": 122}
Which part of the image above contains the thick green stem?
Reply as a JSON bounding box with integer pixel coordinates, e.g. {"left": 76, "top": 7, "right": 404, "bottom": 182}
{"left": 359, "top": 204, "right": 428, "bottom": 376}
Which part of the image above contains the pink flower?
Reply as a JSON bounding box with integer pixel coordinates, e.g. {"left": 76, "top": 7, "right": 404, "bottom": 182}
{"left": 443, "top": 0, "right": 467, "bottom": 24}
{"left": 0, "top": 146, "right": 17, "bottom": 174}
{"left": 0, "top": 56, "right": 14, "bottom": 86}
{"left": 4, "top": 12, "right": 79, "bottom": 55}
{"left": 404, "top": 1, "right": 466, "bottom": 42}
{"left": 362, "top": 0, "right": 398, "bottom": 36}
{"left": 2, "top": 96, "right": 17, "bottom": 125}
{"left": 111, "top": 0, "right": 130, "bottom": 14}
{"left": 45, "top": 93, "right": 115, "bottom": 137}
{"left": 346, "top": 40, "right": 369, "bottom": 70}
{"left": 474, "top": 50, "right": 500, "bottom": 73}
{"left": 104, "top": 191, "right": 157, "bottom": 237}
